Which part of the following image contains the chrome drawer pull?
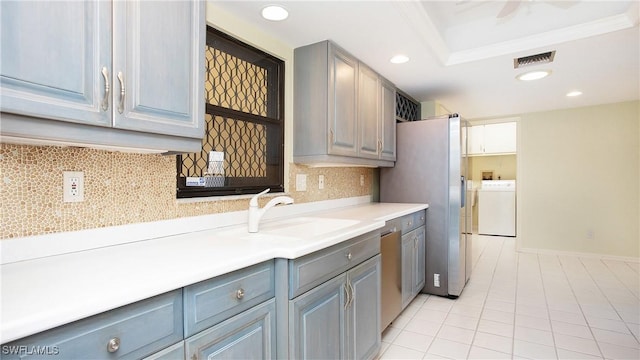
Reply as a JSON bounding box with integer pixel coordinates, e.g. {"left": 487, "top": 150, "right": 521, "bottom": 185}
{"left": 236, "top": 288, "right": 245, "bottom": 300}
{"left": 346, "top": 252, "right": 352, "bottom": 260}
{"left": 106, "top": 337, "right": 120, "bottom": 353}
{"left": 101, "top": 67, "right": 109, "bottom": 111}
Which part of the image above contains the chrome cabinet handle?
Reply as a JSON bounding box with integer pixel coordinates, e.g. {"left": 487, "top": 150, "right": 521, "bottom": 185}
{"left": 117, "top": 71, "right": 125, "bottom": 114}
{"left": 236, "top": 288, "right": 245, "bottom": 300}
{"left": 106, "top": 337, "right": 120, "bottom": 353}
{"left": 347, "top": 282, "right": 355, "bottom": 308}
{"left": 343, "top": 283, "right": 350, "bottom": 309}
{"left": 101, "top": 67, "right": 109, "bottom": 111}
{"left": 346, "top": 252, "right": 352, "bottom": 260}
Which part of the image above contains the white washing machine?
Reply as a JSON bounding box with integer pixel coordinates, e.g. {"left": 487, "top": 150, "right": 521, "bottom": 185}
{"left": 478, "top": 180, "right": 516, "bottom": 236}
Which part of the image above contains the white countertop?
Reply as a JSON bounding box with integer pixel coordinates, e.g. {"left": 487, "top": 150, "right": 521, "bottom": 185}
{"left": 0, "top": 201, "right": 427, "bottom": 343}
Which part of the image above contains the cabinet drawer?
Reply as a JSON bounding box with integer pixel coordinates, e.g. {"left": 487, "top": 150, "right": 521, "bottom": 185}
{"left": 288, "top": 230, "right": 380, "bottom": 299}
{"left": 2, "top": 290, "right": 183, "bottom": 360}
{"left": 183, "top": 260, "right": 275, "bottom": 337}
{"left": 400, "top": 210, "right": 426, "bottom": 234}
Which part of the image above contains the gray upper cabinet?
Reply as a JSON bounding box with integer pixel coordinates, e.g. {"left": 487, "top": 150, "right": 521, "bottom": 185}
{"left": 359, "top": 64, "right": 397, "bottom": 163}
{"left": 112, "top": 1, "right": 203, "bottom": 139}
{"left": 0, "top": 1, "right": 111, "bottom": 127}
{"left": 0, "top": 0, "right": 205, "bottom": 153}
{"left": 380, "top": 78, "right": 397, "bottom": 161}
{"left": 329, "top": 46, "right": 359, "bottom": 157}
{"left": 294, "top": 40, "right": 396, "bottom": 167}
{"left": 358, "top": 63, "right": 380, "bottom": 159}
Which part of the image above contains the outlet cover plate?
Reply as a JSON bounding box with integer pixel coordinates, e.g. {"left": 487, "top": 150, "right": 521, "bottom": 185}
{"left": 63, "top": 171, "right": 84, "bottom": 202}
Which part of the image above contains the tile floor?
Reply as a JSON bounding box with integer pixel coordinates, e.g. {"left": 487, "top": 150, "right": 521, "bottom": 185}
{"left": 378, "top": 235, "right": 640, "bottom": 359}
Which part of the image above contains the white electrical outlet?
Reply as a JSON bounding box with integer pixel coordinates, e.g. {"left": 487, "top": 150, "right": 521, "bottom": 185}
{"left": 63, "top": 171, "right": 84, "bottom": 202}
{"left": 318, "top": 175, "right": 325, "bottom": 190}
{"left": 434, "top": 273, "right": 441, "bottom": 287}
{"left": 360, "top": 174, "right": 364, "bottom": 186}
{"left": 296, "top": 174, "right": 307, "bottom": 192}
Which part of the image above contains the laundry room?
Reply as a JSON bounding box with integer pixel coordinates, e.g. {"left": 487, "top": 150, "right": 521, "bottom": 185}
{"left": 466, "top": 120, "right": 517, "bottom": 236}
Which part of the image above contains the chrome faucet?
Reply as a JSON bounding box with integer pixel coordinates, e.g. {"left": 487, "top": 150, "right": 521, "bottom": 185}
{"left": 248, "top": 188, "right": 294, "bottom": 233}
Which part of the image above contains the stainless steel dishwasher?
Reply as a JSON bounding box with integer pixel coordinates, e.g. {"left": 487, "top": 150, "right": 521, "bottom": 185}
{"left": 380, "top": 222, "right": 402, "bottom": 331}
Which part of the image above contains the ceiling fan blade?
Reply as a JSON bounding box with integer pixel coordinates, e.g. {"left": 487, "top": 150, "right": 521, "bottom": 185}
{"left": 497, "top": 0, "right": 521, "bottom": 18}
{"left": 547, "top": 0, "right": 580, "bottom": 10}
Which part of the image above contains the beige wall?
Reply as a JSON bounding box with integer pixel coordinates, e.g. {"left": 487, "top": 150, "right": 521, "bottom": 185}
{"left": 469, "top": 155, "right": 517, "bottom": 182}
{"left": 517, "top": 100, "right": 639, "bottom": 258}
{"left": 0, "top": 4, "right": 374, "bottom": 240}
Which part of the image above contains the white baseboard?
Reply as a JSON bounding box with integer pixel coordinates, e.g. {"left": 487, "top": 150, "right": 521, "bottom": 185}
{"left": 518, "top": 247, "right": 640, "bottom": 263}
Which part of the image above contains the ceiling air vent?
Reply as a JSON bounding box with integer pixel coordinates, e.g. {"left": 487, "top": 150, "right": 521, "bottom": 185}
{"left": 514, "top": 51, "right": 556, "bottom": 69}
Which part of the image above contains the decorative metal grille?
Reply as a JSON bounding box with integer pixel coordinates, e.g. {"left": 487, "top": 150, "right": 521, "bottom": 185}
{"left": 177, "top": 27, "right": 284, "bottom": 198}
{"left": 179, "top": 114, "right": 267, "bottom": 178}
{"left": 396, "top": 91, "right": 420, "bottom": 122}
{"left": 205, "top": 46, "right": 268, "bottom": 117}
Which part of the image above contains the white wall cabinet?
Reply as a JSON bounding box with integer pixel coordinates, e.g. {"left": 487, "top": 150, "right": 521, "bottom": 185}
{"left": 0, "top": 0, "right": 204, "bottom": 153}
{"left": 467, "top": 122, "right": 516, "bottom": 155}
{"left": 294, "top": 40, "right": 396, "bottom": 167}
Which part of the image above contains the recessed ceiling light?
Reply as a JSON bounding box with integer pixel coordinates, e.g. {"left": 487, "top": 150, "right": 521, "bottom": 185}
{"left": 390, "top": 55, "right": 409, "bottom": 64}
{"left": 516, "top": 70, "right": 551, "bottom": 81}
{"left": 566, "top": 90, "right": 583, "bottom": 97}
{"left": 261, "top": 5, "right": 288, "bottom": 21}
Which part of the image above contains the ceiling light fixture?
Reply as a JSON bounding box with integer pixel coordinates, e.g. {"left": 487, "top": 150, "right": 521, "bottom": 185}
{"left": 516, "top": 70, "right": 551, "bottom": 81}
{"left": 261, "top": 5, "right": 288, "bottom": 21}
{"left": 566, "top": 90, "right": 583, "bottom": 97}
{"left": 390, "top": 55, "right": 409, "bottom": 64}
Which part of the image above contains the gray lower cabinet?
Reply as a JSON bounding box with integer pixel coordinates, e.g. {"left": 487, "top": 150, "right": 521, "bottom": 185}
{"left": 286, "top": 231, "right": 381, "bottom": 360}
{"left": 401, "top": 226, "right": 426, "bottom": 308}
{"left": 1, "top": 290, "right": 184, "bottom": 360}
{"left": 289, "top": 256, "right": 381, "bottom": 360}
{"left": 289, "top": 273, "right": 347, "bottom": 359}
{"left": 185, "top": 299, "right": 276, "bottom": 360}
{"left": 0, "top": 0, "right": 204, "bottom": 153}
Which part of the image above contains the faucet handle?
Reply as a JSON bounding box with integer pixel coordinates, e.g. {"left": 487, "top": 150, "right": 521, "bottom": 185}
{"left": 249, "top": 188, "right": 270, "bottom": 206}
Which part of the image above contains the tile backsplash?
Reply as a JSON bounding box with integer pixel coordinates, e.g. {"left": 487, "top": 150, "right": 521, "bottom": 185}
{"left": 0, "top": 144, "right": 372, "bottom": 239}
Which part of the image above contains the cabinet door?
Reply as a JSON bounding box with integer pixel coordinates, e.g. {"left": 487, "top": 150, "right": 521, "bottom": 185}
{"left": 185, "top": 299, "right": 276, "bottom": 360}
{"left": 380, "top": 79, "right": 396, "bottom": 161}
{"left": 328, "top": 45, "right": 358, "bottom": 157}
{"left": 346, "top": 255, "right": 381, "bottom": 360}
{"left": 0, "top": 1, "right": 111, "bottom": 126}
{"left": 358, "top": 64, "right": 380, "bottom": 159}
{"left": 112, "top": 0, "right": 204, "bottom": 139}
{"left": 401, "top": 233, "right": 414, "bottom": 308}
{"left": 413, "top": 227, "right": 426, "bottom": 295}
{"left": 289, "top": 274, "right": 347, "bottom": 359}
{"left": 483, "top": 122, "right": 517, "bottom": 154}
{"left": 468, "top": 125, "right": 485, "bottom": 155}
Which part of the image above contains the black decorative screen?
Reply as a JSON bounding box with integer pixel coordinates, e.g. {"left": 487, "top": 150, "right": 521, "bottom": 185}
{"left": 177, "top": 27, "right": 284, "bottom": 198}
{"left": 396, "top": 91, "right": 420, "bottom": 122}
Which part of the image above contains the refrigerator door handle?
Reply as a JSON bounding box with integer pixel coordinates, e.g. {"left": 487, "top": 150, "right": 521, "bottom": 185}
{"left": 461, "top": 176, "right": 466, "bottom": 208}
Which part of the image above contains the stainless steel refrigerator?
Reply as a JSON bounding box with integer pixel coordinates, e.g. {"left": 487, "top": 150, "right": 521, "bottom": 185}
{"left": 380, "top": 114, "right": 471, "bottom": 298}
